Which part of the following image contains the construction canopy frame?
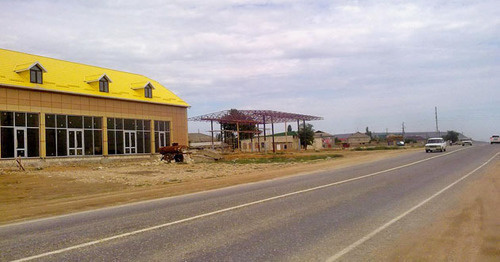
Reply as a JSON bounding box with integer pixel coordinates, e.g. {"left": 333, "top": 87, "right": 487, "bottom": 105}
{"left": 189, "top": 109, "right": 323, "bottom": 152}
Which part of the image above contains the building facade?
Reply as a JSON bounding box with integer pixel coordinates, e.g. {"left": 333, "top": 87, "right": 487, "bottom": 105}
{"left": 346, "top": 132, "right": 371, "bottom": 146}
{"left": 308, "top": 130, "right": 336, "bottom": 150}
{"left": 0, "top": 49, "right": 189, "bottom": 159}
{"left": 240, "top": 135, "right": 299, "bottom": 152}
{"left": 188, "top": 133, "right": 222, "bottom": 148}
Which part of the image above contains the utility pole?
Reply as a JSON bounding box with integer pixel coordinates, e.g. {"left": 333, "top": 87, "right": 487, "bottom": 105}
{"left": 435, "top": 106, "right": 439, "bottom": 136}
{"left": 402, "top": 122, "right": 405, "bottom": 138}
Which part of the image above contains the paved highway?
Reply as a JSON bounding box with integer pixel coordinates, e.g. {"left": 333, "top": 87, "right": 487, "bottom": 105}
{"left": 1, "top": 144, "right": 498, "bottom": 261}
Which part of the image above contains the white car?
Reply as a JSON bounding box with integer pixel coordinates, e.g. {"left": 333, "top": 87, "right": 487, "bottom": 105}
{"left": 425, "top": 138, "right": 447, "bottom": 153}
{"left": 461, "top": 140, "right": 472, "bottom": 146}
{"left": 491, "top": 135, "right": 500, "bottom": 144}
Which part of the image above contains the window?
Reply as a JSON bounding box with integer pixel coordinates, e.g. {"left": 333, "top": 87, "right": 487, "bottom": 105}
{"left": 30, "top": 66, "right": 43, "bottom": 84}
{"left": 99, "top": 79, "right": 109, "bottom": 93}
{"left": 45, "top": 114, "right": 103, "bottom": 157}
{"left": 1, "top": 128, "right": 14, "bottom": 158}
{"left": 1, "top": 112, "right": 13, "bottom": 126}
{"left": 0, "top": 111, "right": 39, "bottom": 158}
{"left": 85, "top": 74, "right": 112, "bottom": 92}
{"left": 154, "top": 120, "right": 171, "bottom": 152}
{"left": 107, "top": 118, "right": 151, "bottom": 155}
{"left": 144, "top": 84, "right": 153, "bottom": 98}
{"left": 68, "top": 115, "right": 83, "bottom": 128}
{"left": 46, "top": 129, "right": 56, "bottom": 156}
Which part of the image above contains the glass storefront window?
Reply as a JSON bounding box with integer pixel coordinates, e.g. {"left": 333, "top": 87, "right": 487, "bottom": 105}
{"left": 0, "top": 111, "right": 39, "bottom": 158}
{"left": 107, "top": 117, "right": 151, "bottom": 155}
{"left": 45, "top": 114, "right": 56, "bottom": 128}
{"left": 154, "top": 120, "right": 171, "bottom": 152}
{"left": 45, "top": 114, "right": 103, "bottom": 157}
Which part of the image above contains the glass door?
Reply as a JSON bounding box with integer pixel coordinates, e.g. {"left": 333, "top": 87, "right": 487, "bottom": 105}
{"left": 124, "top": 131, "right": 136, "bottom": 154}
{"left": 159, "top": 132, "right": 166, "bottom": 148}
{"left": 157, "top": 131, "right": 169, "bottom": 148}
{"left": 15, "top": 128, "right": 27, "bottom": 157}
{"left": 68, "top": 129, "right": 84, "bottom": 156}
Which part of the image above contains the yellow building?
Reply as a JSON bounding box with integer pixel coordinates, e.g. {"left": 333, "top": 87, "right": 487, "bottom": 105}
{"left": 0, "top": 48, "right": 189, "bottom": 159}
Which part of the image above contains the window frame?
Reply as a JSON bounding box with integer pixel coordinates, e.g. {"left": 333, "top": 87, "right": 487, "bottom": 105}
{"left": 154, "top": 120, "right": 171, "bottom": 152}
{"left": 144, "top": 84, "right": 153, "bottom": 98}
{"left": 45, "top": 114, "right": 103, "bottom": 157}
{"left": 107, "top": 118, "right": 151, "bottom": 155}
{"left": 1, "top": 111, "right": 40, "bottom": 158}
{"left": 30, "top": 66, "right": 43, "bottom": 84}
{"left": 99, "top": 78, "right": 109, "bottom": 93}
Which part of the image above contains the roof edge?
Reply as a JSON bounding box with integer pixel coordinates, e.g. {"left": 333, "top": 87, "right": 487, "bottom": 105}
{"left": 84, "top": 74, "right": 113, "bottom": 83}
{"left": 14, "top": 61, "right": 48, "bottom": 73}
{"left": 0, "top": 83, "right": 190, "bottom": 108}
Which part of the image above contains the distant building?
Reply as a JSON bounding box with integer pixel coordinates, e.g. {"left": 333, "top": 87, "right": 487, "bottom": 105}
{"left": 188, "top": 133, "right": 221, "bottom": 148}
{"left": 386, "top": 134, "right": 404, "bottom": 146}
{"left": 346, "top": 132, "right": 371, "bottom": 146}
{"left": 240, "top": 132, "right": 299, "bottom": 152}
{"left": 309, "top": 130, "right": 336, "bottom": 150}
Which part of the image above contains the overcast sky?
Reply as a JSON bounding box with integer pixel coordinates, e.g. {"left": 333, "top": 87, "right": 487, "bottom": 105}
{"left": 1, "top": 0, "right": 499, "bottom": 140}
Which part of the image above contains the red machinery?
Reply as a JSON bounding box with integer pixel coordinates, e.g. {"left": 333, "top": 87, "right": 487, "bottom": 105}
{"left": 158, "top": 145, "right": 188, "bottom": 162}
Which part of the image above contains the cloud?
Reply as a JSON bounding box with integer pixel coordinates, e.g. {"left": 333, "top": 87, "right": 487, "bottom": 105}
{"left": 1, "top": 0, "right": 499, "bottom": 140}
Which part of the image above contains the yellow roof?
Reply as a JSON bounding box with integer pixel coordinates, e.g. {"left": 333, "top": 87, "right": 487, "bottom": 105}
{"left": 0, "top": 48, "right": 189, "bottom": 107}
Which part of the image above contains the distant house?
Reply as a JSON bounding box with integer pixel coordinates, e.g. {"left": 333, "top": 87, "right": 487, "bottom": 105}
{"left": 347, "top": 132, "right": 371, "bottom": 146}
{"left": 188, "top": 133, "right": 221, "bottom": 148}
{"left": 240, "top": 135, "right": 299, "bottom": 152}
{"left": 332, "top": 133, "right": 350, "bottom": 141}
{"left": 386, "top": 134, "right": 404, "bottom": 145}
{"left": 309, "top": 130, "right": 336, "bottom": 150}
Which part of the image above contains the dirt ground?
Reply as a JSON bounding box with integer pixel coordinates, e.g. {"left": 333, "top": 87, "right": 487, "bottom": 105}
{"left": 0, "top": 149, "right": 415, "bottom": 224}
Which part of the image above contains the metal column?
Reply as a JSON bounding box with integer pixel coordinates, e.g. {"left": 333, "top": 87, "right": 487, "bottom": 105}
{"left": 271, "top": 115, "right": 275, "bottom": 153}
{"left": 210, "top": 120, "right": 214, "bottom": 150}
{"left": 297, "top": 119, "right": 301, "bottom": 151}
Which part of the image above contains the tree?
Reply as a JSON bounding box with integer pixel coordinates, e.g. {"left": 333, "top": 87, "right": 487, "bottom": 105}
{"left": 220, "top": 109, "right": 258, "bottom": 149}
{"left": 365, "top": 126, "right": 373, "bottom": 139}
{"left": 443, "top": 130, "right": 460, "bottom": 143}
{"left": 404, "top": 138, "right": 417, "bottom": 144}
{"left": 287, "top": 124, "right": 292, "bottom": 133}
{"left": 298, "top": 123, "right": 315, "bottom": 149}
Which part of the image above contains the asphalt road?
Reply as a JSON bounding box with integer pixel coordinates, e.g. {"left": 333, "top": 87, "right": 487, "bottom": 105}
{"left": 1, "top": 144, "right": 499, "bottom": 262}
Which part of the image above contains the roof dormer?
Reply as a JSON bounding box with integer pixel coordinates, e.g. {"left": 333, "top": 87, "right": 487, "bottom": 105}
{"left": 85, "top": 74, "right": 112, "bottom": 93}
{"left": 131, "top": 82, "right": 155, "bottom": 98}
{"left": 14, "top": 61, "right": 47, "bottom": 84}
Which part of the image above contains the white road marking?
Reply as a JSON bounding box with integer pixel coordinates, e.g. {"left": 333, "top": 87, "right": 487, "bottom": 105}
{"left": 325, "top": 152, "right": 499, "bottom": 262}
{"left": 12, "top": 147, "right": 470, "bottom": 262}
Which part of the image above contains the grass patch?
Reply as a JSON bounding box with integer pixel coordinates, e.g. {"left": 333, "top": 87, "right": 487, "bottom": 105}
{"left": 224, "top": 154, "right": 343, "bottom": 164}
{"left": 353, "top": 146, "right": 403, "bottom": 151}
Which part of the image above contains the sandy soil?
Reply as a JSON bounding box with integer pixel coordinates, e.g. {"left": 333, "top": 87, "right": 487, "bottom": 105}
{"left": 382, "top": 159, "right": 500, "bottom": 261}
{"left": 0, "top": 149, "right": 414, "bottom": 224}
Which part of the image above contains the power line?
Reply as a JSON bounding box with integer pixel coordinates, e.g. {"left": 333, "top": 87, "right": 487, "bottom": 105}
{"left": 435, "top": 106, "right": 440, "bottom": 136}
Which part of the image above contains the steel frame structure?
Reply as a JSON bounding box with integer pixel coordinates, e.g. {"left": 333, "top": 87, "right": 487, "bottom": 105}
{"left": 189, "top": 109, "right": 323, "bottom": 153}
